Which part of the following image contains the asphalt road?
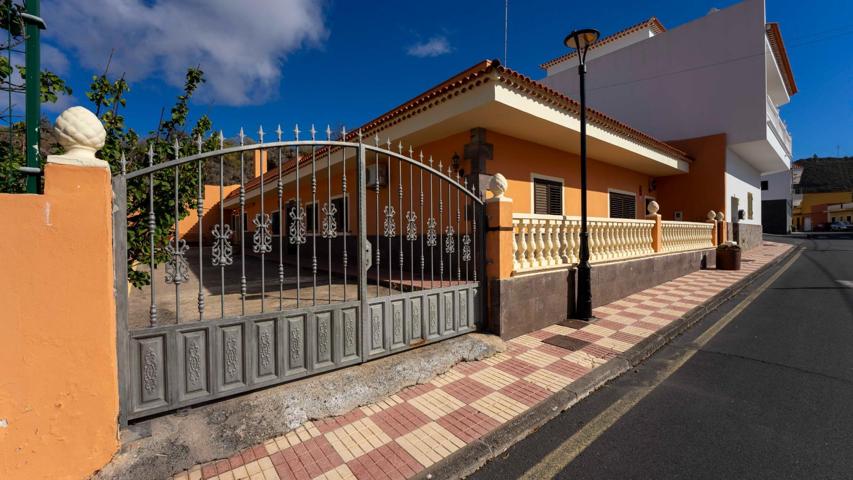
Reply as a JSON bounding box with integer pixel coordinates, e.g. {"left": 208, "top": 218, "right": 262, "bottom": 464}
{"left": 470, "top": 234, "right": 853, "bottom": 480}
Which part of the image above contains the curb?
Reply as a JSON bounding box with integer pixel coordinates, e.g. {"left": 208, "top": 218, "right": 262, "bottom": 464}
{"left": 416, "top": 245, "right": 799, "bottom": 480}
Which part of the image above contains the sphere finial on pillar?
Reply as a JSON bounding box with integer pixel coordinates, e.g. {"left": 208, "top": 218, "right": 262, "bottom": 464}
{"left": 488, "top": 173, "right": 508, "bottom": 199}
{"left": 646, "top": 200, "right": 660, "bottom": 215}
{"left": 49, "top": 106, "right": 109, "bottom": 169}
{"left": 707, "top": 210, "right": 716, "bottom": 221}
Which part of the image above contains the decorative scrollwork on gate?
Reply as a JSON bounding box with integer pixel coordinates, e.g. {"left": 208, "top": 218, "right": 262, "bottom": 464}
{"left": 289, "top": 204, "right": 307, "bottom": 245}
{"left": 211, "top": 224, "right": 233, "bottom": 266}
{"left": 165, "top": 238, "right": 190, "bottom": 284}
{"left": 462, "top": 234, "right": 472, "bottom": 262}
{"left": 445, "top": 226, "right": 455, "bottom": 254}
{"left": 321, "top": 202, "right": 338, "bottom": 239}
{"left": 406, "top": 211, "right": 417, "bottom": 241}
{"left": 252, "top": 213, "right": 273, "bottom": 253}
{"left": 426, "top": 218, "right": 437, "bottom": 247}
{"left": 384, "top": 205, "right": 396, "bottom": 237}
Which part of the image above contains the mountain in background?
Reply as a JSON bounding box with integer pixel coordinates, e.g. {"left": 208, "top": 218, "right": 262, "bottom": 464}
{"left": 794, "top": 156, "right": 853, "bottom": 193}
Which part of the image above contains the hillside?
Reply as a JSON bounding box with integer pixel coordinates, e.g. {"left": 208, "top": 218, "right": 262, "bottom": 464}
{"left": 794, "top": 156, "right": 853, "bottom": 193}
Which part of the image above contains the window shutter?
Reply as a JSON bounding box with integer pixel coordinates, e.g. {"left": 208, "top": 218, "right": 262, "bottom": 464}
{"left": 533, "top": 178, "right": 562, "bottom": 215}
{"left": 609, "top": 192, "right": 636, "bottom": 219}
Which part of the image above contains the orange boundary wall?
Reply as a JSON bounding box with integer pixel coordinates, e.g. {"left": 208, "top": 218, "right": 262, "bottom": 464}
{"left": 0, "top": 164, "right": 119, "bottom": 479}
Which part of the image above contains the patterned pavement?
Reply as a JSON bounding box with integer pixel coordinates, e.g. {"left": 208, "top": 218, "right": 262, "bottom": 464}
{"left": 173, "top": 242, "right": 792, "bottom": 480}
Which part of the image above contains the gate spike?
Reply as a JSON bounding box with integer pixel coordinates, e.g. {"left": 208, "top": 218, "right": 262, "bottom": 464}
{"left": 408, "top": 146, "right": 414, "bottom": 159}
{"left": 326, "top": 125, "right": 332, "bottom": 141}
{"left": 419, "top": 151, "right": 424, "bottom": 163}
{"left": 310, "top": 124, "right": 317, "bottom": 141}
{"left": 386, "top": 138, "right": 392, "bottom": 150}
{"left": 147, "top": 143, "right": 155, "bottom": 166}
{"left": 239, "top": 127, "right": 245, "bottom": 146}
{"left": 294, "top": 124, "right": 300, "bottom": 141}
{"left": 357, "top": 129, "right": 363, "bottom": 142}
{"left": 341, "top": 126, "right": 347, "bottom": 139}
{"left": 428, "top": 155, "right": 433, "bottom": 166}
{"left": 373, "top": 134, "right": 380, "bottom": 146}
{"left": 218, "top": 130, "right": 224, "bottom": 150}
{"left": 196, "top": 134, "right": 203, "bottom": 153}
{"left": 120, "top": 151, "right": 126, "bottom": 175}
{"left": 464, "top": 177, "right": 468, "bottom": 188}
{"left": 258, "top": 125, "right": 265, "bottom": 143}
{"left": 275, "top": 124, "right": 283, "bottom": 142}
{"left": 397, "top": 141, "right": 403, "bottom": 154}
{"left": 438, "top": 159, "right": 443, "bottom": 170}
{"left": 173, "top": 137, "right": 181, "bottom": 158}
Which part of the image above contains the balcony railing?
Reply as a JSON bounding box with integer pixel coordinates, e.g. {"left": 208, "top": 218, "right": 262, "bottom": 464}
{"left": 767, "top": 96, "right": 792, "bottom": 156}
{"left": 511, "top": 214, "right": 714, "bottom": 274}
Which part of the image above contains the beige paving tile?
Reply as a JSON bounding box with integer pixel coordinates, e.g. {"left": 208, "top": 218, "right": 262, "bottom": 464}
{"left": 620, "top": 325, "right": 655, "bottom": 338}
{"left": 231, "top": 466, "right": 249, "bottom": 480}
{"left": 397, "top": 422, "right": 466, "bottom": 467}
{"left": 482, "top": 351, "right": 513, "bottom": 365}
{"left": 173, "top": 473, "right": 189, "bottom": 480}
{"left": 325, "top": 417, "right": 391, "bottom": 462}
{"left": 562, "top": 350, "right": 608, "bottom": 369}
{"left": 595, "top": 337, "right": 634, "bottom": 352}
{"left": 430, "top": 369, "right": 465, "bottom": 387}
{"left": 516, "top": 349, "right": 560, "bottom": 368}
{"left": 219, "top": 472, "right": 235, "bottom": 480}
{"left": 508, "top": 335, "right": 542, "bottom": 349}
{"left": 583, "top": 324, "right": 617, "bottom": 338}
{"left": 408, "top": 387, "right": 466, "bottom": 420}
{"left": 263, "top": 439, "right": 279, "bottom": 455}
{"left": 543, "top": 324, "right": 575, "bottom": 336}
{"left": 245, "top": 461, "right": 262, "bottom": 476}
{"left": 524, "top": 369, "right": 574, "bottom": 392}
{"left": 262, "top": 467, "right": 280, "bottom": 480}
{"left": 471, "top": 391, "right": 529, "bottom": 422}
{"left": 469, "top": 366, "right": 519, "bottom": 390}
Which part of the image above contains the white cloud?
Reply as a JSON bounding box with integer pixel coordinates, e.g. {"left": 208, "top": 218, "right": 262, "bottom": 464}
{"left": 41, "top": 44, "right": 70, "bottom": 75}
{"left": 406, "top": 36, "right": 452, "bottom": 58}
{"left": 43, "top": 0, "right": 328, "bottom": 106}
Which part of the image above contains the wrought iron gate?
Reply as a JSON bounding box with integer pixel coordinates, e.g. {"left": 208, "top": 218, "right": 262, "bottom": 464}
{"left": 113, "top": 129, "right": 485, "bottom": 422}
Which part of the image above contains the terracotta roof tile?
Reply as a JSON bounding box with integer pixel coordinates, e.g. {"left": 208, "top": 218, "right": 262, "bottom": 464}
{"left": 766, "top": 22, "right": 797, "bottom": 96}
{"left": 539, "top": 17, "right": 665, "bottom": 70}
{"left": 228, "top": 58, "right": 689, "bottom": 201}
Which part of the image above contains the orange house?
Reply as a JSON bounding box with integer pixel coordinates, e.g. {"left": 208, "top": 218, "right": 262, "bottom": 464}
{"left": 224, "top": 60, "right": 725, "bottom": 244}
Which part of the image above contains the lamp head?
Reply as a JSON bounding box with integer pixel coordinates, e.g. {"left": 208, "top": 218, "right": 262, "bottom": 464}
{"left": 564, "top": 28, "right": 600, "bottom": 50}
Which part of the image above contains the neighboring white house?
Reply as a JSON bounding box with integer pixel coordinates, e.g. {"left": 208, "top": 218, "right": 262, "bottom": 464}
{"left": 539, "top": 0, "right": 796, "bottom": 239}
{"left": 760, "top": 169, "right": 794, "bottom": 233}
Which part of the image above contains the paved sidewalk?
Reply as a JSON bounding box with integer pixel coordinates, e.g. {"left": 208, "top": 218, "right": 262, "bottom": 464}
{"left": 173, "top": 242, "right": 792, "bottom": 480}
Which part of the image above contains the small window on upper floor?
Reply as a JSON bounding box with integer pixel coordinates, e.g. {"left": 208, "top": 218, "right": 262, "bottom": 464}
{"left": 761, "top": 180, "right": 769, "bottom": 191}
{"left": 533, "top": 178, "right": 563, "bottom": 215}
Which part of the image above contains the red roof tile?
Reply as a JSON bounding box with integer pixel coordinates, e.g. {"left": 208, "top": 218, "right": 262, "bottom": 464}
{"left": 539, "top": 18, "right": 665, "bottom": 70}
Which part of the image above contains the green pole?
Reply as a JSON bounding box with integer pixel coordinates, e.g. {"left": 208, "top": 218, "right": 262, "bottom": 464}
{"left": 24, "top": 0, "right": 40, "bottom": 193}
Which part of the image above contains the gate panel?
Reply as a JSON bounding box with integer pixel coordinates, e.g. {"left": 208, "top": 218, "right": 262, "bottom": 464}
{"left": 116, "top": 136, "right": 483, "bottom": 421}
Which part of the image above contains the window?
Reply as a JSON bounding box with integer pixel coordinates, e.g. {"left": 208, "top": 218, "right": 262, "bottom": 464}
{"left": 533, "top": 178, "right": 562, "bottom": 215}
{"left": 747, "top": 192, "right": 754, "bottom": 220}
{"left": 761, "top": 180, "right": 769, "bottom": 191}
{"left": 609, "top": 191, "right": 636, "bottom": 219}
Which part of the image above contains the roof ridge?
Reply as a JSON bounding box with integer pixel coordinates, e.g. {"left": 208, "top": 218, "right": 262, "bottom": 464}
{"left": 539, "top": 17, "right": 665, "bottom": 70}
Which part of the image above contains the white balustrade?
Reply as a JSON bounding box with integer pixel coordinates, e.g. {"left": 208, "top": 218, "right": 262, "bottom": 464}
{"left": 661, "top": 220, "right": 714, "bottom": 253}
{"left": 511, "top": 214, "right": 656, "bottom": 274}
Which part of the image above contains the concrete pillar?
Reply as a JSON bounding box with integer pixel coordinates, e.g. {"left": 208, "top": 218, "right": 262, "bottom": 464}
{"left": 646, "top": 200, "right": 662, "bottom": 252}
{"left": 485, "top": 173, "right": 513, "bottom": 281}
{"left": 0, "top": 107, "right": 119, "bottom": 478}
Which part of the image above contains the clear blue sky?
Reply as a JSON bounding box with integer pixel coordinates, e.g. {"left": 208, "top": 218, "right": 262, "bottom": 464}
{"left": 44, "top": 0, "right": 853, "bottom": 159}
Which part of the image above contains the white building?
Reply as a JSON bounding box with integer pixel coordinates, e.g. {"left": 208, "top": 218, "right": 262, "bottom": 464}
{"left": 539, "top": 0, "right": 796, "bottom": 244}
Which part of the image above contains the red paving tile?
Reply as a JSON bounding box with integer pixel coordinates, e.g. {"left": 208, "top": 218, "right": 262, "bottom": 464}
{"left": 500, "top": 379, "right": 552, "bottom": 406}
{"left": 493, "top": 357, "right": 539, "bottom": 378}
{"left": 371, "top": 402, "right": 432, "bottom": 439}
{"left": 437, "top": 405, "right": 502, "bottom": 443}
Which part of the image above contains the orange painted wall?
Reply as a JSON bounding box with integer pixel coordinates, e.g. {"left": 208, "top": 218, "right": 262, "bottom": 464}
{"left": 655, "top": 133, "right": 727, "bottom": 222}
{"left": 0, "top": 164, "right": 119, "bottom": 479}
{"left": 421, "top": 130, "right": 652, "bottom": 218}
{"left": 179, "top": 184, "right": 240, "bottom": 242}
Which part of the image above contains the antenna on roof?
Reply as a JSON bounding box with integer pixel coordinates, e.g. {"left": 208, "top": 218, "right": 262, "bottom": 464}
{"left": 504, "top": 0, "right": 509, "bottom": 64}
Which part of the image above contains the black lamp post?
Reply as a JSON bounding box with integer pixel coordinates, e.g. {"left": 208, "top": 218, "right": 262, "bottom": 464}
{"left": 565, "top": 28, "right": 599, "bottom": 320}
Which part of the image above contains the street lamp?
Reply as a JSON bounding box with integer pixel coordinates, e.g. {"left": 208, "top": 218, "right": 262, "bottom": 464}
{"left": 564, "top": 28, "right": 599, "bottom": 320}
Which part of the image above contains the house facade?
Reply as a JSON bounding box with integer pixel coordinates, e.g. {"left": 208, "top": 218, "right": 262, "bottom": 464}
{"left": 760, "top": 168, "right": 794, "bottom": 234}
{"left": 539, "top": 0, "right": 796, "bottom": 248}
{"left": 791, "top": 157, "right": 853, "bottom": 230}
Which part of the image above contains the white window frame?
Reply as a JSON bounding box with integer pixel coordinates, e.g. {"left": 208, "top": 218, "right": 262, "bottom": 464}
{"left": 607, "top": 188, "right": 638, "bottom": 219}
{"left": 530, "top": 173, "right": 565, "bottom": 215}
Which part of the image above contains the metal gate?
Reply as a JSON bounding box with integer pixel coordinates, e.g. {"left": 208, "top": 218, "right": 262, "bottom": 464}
{"left": 112, "top": 130, "right": 485, "bottom": 422}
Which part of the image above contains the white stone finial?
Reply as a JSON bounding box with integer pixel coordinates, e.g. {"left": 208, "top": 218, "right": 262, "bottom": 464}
{"left": 49, "top": 106, "right": 108, "bottom": 169}
{"left": 707, "top": 210, "right": 716, "bottom": 221}
{"left": 488, "top": 173, "right": 507, "bottom": 199}
{"left": 647, "top": 200, "right": 660, "bottom": 215}
{"left": 716, "top": 211, "right": 725, "bottom": 222}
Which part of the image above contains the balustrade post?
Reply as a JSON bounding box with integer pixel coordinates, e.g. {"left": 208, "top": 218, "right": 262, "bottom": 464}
{"left": 646, "top": 200, "right": 662, "bottom": 253}
{"left": 485, "top": 173, "right": 514, "bottom": 280}
{"left": 716, "top": 211, "right": 727, "bottom": 244}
